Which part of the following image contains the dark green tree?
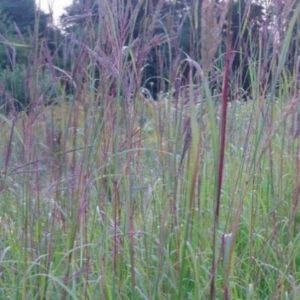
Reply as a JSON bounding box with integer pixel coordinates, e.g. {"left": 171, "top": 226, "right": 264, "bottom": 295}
{"left": 230, "top": 0, "right": 265, "bottom": 97}
{"left": 0, "top": 0, "right": 49, "bottom": 35}
{"left": 0, "top": 0, "right": 50, "bottom": 68}
{"left": 58, "top": 0, "right": 269, "bottom": 99}
{"left": 0, "top": 0, "right": 60, "bottom": 112}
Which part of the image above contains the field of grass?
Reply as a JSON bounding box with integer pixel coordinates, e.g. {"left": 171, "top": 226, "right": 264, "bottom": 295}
{"left": 0, "top": 87, "right": 299, "bottom": 299}
{"left": 0, "top": 1, "right": 300, "bottom": 299}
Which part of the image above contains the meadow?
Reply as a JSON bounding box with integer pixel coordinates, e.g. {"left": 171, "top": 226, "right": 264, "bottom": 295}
{"left": 0, "top": 0, "right": 300, "bottom": 299}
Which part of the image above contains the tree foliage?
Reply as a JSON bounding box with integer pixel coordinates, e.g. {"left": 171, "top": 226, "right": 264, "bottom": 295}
{"left": 0, "top": 0, "right": 49, "bottom": 34}
{"left": 0, "top": 0, "right": 59, "bottom": 111}
{"left": 0, "top": 0, "right": 298, "bottom": 111}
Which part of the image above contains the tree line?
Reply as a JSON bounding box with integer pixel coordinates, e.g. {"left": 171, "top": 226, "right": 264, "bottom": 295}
{"left": 0, "top": 0, "right": 299, "bottom": 111}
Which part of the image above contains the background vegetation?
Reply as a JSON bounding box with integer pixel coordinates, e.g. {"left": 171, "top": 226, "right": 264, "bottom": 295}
{"left": 0, "top": 0, "right": 299, "bottom": 299}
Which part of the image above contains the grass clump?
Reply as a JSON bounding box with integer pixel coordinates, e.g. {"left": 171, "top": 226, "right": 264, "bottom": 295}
{"left": 0, "top": 0, "right": 299, "bottom": 299}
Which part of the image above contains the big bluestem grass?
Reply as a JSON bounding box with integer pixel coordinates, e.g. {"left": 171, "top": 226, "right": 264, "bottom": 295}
{"left": 0, "top": 0, "right": 299, "bottom": 299}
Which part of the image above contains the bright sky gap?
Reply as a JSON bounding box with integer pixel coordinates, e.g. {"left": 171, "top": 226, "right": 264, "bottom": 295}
{"left": 36, "top": 0, "right": 73, "bottom": 23}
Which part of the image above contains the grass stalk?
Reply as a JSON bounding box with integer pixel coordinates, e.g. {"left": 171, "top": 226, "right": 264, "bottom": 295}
{"left": 210, "top": 2, "right": 233, "bottom": 298}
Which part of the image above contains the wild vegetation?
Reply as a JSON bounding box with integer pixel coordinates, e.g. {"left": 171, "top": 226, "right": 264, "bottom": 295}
{"left": 0, "top": 0, "right": 299, "bottom": 299}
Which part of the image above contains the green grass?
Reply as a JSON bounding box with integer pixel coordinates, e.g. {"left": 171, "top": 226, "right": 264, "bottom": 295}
{"left": 0, "top": 96, "right": 299, "bottom": 299}
{"left": 0, "top": 0, "right": 300, "bottom": 299}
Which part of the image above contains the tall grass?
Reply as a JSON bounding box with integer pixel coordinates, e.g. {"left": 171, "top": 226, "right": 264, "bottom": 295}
{"left": 0, "top": 0, "right": 299, "bottom": 299}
